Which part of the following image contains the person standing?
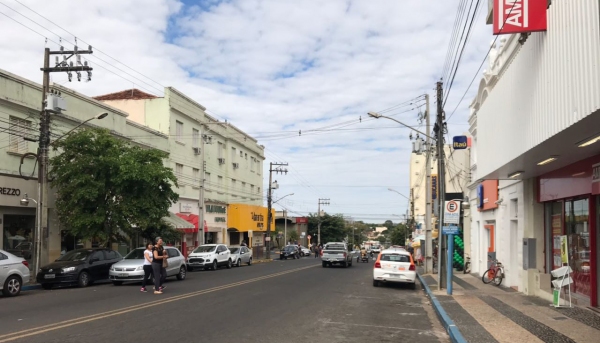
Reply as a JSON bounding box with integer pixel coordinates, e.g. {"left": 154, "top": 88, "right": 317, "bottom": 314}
{"left": 152, "top": 237, "right": 167, "bottom": 294}
{"left": 141, "top": 243, "right": 154, "bottom": 293}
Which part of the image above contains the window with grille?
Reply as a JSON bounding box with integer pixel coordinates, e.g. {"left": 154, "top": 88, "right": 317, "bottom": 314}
{"left": 176, "top": 163, "right": 183, "bottom": 178}
{"left": 176, "top": 121, "right": 183, "bottom": 142}
{"left": 193, "top": 168, "right": 200, "bottom": 182}
{"left": 8, "top": 116, "right": 32, "bottom": 153}
{"left": 250, "top": 157, "right": 255, "bottom": 172}
{"left": 192, "top": 128, "right": 199, "bottom": 147}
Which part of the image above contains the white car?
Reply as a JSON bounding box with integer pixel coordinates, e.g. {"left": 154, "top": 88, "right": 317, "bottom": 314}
{"left": 187, "top": 244, "right": 232, "bottom": 271}
{"left": 109, "top": 246, "right": 187, "bottom": 285}
{"left": 0, "top": 249, "right": 31, "bottom": 297}
{"left": 373, "top": 248, "right": 416, "bottom": 289}
{"left": 299, "top": 246, "right": 311, "bottom": 256}
{"left": 228, "top": 246, "right": 253, "bottom": 267}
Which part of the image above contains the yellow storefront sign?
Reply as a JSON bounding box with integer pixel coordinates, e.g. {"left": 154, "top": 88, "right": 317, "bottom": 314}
{"left": 227, "top": 203, "right": 275, "bottom": 232}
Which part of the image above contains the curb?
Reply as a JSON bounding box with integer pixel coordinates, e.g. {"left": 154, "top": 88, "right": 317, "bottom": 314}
{"left": 22, "top": 284, "right": 42, "bottom": 292}
{"left": 252, "top": 259, "right": 273, "bottom": 264}
{"left": 417, "top": 273, "right": 467, "bottom": 343}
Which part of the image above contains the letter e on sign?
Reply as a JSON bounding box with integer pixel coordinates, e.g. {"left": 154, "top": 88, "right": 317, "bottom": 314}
{"left": 444, "top": 200, "right": 461, "bottom": 225}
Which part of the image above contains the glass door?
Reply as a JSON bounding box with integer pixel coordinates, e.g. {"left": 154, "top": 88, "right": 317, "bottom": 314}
{"left": 565, "top": 198, "right": 591, "bottom": 305}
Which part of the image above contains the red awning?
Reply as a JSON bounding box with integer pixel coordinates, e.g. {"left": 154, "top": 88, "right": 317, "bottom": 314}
{"left": 175, "top": 213, "right": 208, "bottom": 233}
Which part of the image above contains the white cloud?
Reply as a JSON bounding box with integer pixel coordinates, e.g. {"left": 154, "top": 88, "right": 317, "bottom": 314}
{"left": 0, "top": 0, "right": 491, "bottom": 222}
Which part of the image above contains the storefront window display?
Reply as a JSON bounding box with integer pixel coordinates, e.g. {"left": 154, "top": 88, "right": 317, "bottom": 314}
{"left": 565, "top": 198, "right": 591, "bottom": 299}
{"left": 2, "top": 215, "right": 35, "bottom": 268}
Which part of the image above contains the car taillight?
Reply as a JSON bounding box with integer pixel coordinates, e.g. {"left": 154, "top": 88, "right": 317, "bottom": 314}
{"left": 343, "top": 253, "right": 346, "bottom": 258}
{"left": 409, "top": 264, "right": 416, "bottom": 271}
{"left": 375, "top": 262, "right": 381, "bottom": 268}
{"left": 320, "top": 251, "right": 323, "bottom": 256}
{"left": 21, "top": 261, "right": 29, "bottom": 268}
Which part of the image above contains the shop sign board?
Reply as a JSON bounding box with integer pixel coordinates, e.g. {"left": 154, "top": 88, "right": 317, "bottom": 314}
{"left": 453, "top": 136, "right": 468, "bottom": 149}
{"left": 444, "top": 200, "right": 461, "bottom": 225}
{"left": 493, "top": 0, "right": 547, "bottom": 35}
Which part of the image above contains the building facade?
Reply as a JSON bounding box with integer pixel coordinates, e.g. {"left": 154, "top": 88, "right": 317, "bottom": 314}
{"left": 0, "top": 69, "right": 171, "bottom": 267}
{"left": 95, "top": 88, "right": 266, "bottom": 251}
{"left": 468, "top": 1, "right": 600, "bottom": 307}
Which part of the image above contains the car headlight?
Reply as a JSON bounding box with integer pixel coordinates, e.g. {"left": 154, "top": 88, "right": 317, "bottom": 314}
{"left": 62, "top": 267, "right": 76, "bottom": 273}
{"left": 136, "top": 266, "right": 143, "bottom": 271}
{"left": 110, "top": 265, "right": 115, "bottom": 271}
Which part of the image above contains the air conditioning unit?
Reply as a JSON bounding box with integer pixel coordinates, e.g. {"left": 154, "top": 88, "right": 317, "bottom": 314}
{"left": 218, "top": 158, "right": 225, "bottom": 165}
{"left": 233, "top": 162, "right": 239, "bottom": 169}
{"left": 193, "top": 147, "right": 201, "bottom": 155}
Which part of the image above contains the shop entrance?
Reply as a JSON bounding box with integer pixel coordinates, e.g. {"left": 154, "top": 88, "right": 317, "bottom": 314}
{"left": 2, "top": 214, "right": 35, "bottom": 268}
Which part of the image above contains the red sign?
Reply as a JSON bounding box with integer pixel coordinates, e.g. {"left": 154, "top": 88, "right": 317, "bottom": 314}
{"left": 296, "top": 217, "right": 308, "bottom": 224}
{"left": 493, "top": 0, "right": 547, "bottom": 35}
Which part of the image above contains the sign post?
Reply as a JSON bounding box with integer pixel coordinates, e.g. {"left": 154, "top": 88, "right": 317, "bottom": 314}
{"left": 443, "top": 200, "right": 461, "bottom": 295}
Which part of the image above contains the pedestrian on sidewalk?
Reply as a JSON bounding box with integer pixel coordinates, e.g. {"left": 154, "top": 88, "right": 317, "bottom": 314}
{"left": 141, "top": 242, "right": 154, "bottom": 293}
{"left": 152, "top": 237, "right": 167, "bottom": 294}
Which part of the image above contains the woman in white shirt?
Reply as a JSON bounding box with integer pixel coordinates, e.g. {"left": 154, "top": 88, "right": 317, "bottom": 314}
{"left": 141, "top": 243, "right": 153, "bottom": 292}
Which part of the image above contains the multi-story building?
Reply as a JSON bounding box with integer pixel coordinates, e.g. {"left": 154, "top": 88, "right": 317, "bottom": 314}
{"left": 95, "top": 88, "right": 266, "bottom": 254}
{"left": 468, "top": 1, "right": 600, "bottom": 308}
{"left": 0, "top": 68, "right": 174, "bottom": 267}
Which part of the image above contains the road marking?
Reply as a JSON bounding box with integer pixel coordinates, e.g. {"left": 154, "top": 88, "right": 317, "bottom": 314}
{"left": 0, "top": 264, "right": 317, "bottom": 343}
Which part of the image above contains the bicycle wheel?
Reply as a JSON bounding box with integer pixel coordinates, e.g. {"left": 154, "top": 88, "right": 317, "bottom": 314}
{"left": 492, "top": 269, "right": 503, "bottom": 286}
{"left": 482, "top": 269, "right": 495, "bottom": 284}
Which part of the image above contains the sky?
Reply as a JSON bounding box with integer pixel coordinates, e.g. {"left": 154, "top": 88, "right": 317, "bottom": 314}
{"left": 0, "top": 0, "right": 493, "bottom": 223}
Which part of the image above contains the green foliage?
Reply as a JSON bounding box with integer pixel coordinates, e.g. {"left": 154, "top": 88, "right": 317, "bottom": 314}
{"left": 141, "top": 221, "right": 181, "bottom": 244}
{"left": 49, "top": 129, "right": 179, "bottom": 245}
{"left": 307, "top": 213, "right": 346, "bottom": 244}
{"left": 288, "top": 230, "right": 299, "bottom": 243}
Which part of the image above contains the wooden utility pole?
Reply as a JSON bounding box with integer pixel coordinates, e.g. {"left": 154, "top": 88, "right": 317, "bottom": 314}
{"left": 266, "top": 162, "right": 288, "bottom": 259}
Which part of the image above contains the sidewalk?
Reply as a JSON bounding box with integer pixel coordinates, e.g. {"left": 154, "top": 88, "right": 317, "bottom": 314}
{"left": 418, "top": 271, "right": 600, "bottom": 343}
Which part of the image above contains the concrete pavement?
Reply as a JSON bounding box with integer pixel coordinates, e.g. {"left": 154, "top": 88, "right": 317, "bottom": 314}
{"left": 0, "top": 257, "right": 448, "bottom": 343}
{"left": 419, "top": 272, "right": 600, "bottom": 343}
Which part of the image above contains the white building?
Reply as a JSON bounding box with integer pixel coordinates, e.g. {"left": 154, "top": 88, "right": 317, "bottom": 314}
{"left": 468, "top": 1, "right": 600, "bottom": 308}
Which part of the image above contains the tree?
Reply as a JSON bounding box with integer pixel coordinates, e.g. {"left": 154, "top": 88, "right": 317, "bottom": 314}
{"left": 49, "top": 129, "right": 179, "bottom": 245}
{"left": 390, "top": 223, "right": 408, "bottom": 246}
{"left": 307, "top": 213, "right": 346, "bottom": 244}
{"left": 383, "top": 220, "right": 394, "bottom": 230}
{"left": 288, "top": 230, "right": 299, "bottom": 243}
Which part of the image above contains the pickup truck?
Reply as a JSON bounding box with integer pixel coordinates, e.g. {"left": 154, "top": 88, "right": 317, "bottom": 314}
{"left": 321, "top": 242, "right": 353, "bottom": 268}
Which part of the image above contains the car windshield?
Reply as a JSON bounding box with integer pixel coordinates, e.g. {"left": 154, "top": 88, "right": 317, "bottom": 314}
{"left": 326, "top": 244, "right": 345, "bottom": 250}
{"left": 380, "top": 254, "right": 410, "bottom": 262}
{"left": 284, "top": 246, "right": 296, "bottom": 251}
{"left": 229, "top": 248, "right": 239, "bottom": 254}
{"left": 193, "top": 245, "right": 216, "bottom": 253}
{"left": 57, "top": 250, "right": 91, "bottom": 261}
{"left": 124, "top": 248, "right": 145, "bottom": 260}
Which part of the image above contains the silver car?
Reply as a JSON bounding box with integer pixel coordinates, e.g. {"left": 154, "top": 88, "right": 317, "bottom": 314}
{"left": 0, "top": 249, "right": 31, "bottom": 297}
{"left": 109, "top": 247, "right": 187, "bottom": 285}
{"left": 228, "top": 246, "right": 253, "bottom": 267}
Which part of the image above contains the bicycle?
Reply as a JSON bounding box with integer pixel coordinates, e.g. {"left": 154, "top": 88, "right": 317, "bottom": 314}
{"left": 463, "top": 254, "right": 471, "bottom": 274}
{"left": 482, "top": 255, "right": 504, "bottom": 286}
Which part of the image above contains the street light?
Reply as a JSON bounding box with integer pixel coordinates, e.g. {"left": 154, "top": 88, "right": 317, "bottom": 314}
{"left": 273, "top": 193, "right": 294, "bottom": 245}
{"left": 368, "top": 112, "right": 435, "bottom": 140}
{"left": 51, "top": 112, "right": 109, "bottom": 145}
{"left": 19, "top": 194, "right": 40, "bottom": 276}
{"left": 387, "top": 188, "right": 410, "bottom": 200}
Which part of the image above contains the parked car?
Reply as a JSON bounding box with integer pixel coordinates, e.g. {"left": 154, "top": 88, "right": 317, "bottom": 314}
{"left": 109, "top": 246, "right": 186, "bottom": 285}
{"left": 321, "top": 242, "right": 353, "bottom": 268}
{"left": 280, "top": 245, "right": 300, "bottom": 260}
{"left": 6, "top": 242, "right": 33, "bottom": 260}
{"left": 373, "top": 248, "right": 416, "bottom": 289}
{"left": 37, "top": 248, "right": 122, "bottom": 289}
{"left": 187, "top": 244, "right": 232, "bottom": 271}
{"left": 0, "top": 249, "right": 30, "bottom": 297}
{"left": 228, "top": 246, "right": 253, "bottom": 267}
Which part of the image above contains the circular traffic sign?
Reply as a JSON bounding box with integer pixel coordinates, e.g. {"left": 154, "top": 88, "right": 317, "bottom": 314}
{"left": 446, "top": 200, "right": 459, "bottom": 213}
{"left": 307, "top": 235, "right": 312, "bottom": 239}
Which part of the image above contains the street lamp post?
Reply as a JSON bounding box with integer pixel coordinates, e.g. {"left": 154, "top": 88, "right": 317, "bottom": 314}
{"left": 19, "top": 194, "right": 39, "bottom": 276}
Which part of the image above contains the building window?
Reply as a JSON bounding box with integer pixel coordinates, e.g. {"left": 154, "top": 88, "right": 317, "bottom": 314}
{"left": 251, "top": 157, "right": 255, "bottom": 172}
{"left": 192, "top": 128, "right": 199, "bottom": 148}
{"left": 250, "top": 184, "right": 254, "bottom": 194}
{"left": 193, "top": 168, "right": 200, "bottom": 182}
{"left": 565, "top": 198, "right": 591, "bottom": 299}
{"left": 205, "top": 173, "right": 211, "bottom": 192}
{"left": 257, "top": 186, "right": 261, "bottom": 195}
{"left": 231, "top": 147, "right": 236, "bottom": 161}
{"left": 217, "top": 176, "right": 223, "bottom": 194}
{"left": 9, "top": 116, "right": 32, "bottom": 153}
{"left": 176, "top": 121, "right": 183, "bottom": 142}
{"left": 175, "top": 163, "right": 183, "bottom": 178}
{"left": 218, "top": 142, "right": 224, "bottom": 159}
{"left": 242, "top": 182, "right": 246, "bottom": 192}
{"left": 240, "top": 151, "right": 243, "bottom": 157}
{"left": 257, "top": 160, "right": 261, "bottom": 175}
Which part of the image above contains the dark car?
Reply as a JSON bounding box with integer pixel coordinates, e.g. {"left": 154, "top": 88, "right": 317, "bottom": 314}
{"left": 37, "top": 248, "right": 122, "bottom": 289}
{"left": 280, "top": 245, "right": 300, "bottom": 260}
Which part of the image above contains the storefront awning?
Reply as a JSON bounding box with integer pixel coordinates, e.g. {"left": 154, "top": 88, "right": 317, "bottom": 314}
{"left": 164, "top": 212, "right": 197, "bottom": 234}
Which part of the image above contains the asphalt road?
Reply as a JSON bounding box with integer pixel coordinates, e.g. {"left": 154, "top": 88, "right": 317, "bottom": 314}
{"left": 0, "top": 257, "right": 448, "bottom": 343}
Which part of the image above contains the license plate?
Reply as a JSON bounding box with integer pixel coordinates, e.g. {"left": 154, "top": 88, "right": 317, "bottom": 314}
{"left": 399, "top": 267, "right": 406, "bottom": 271}
{"left": 119, "top": 273, "right": 128, "bottom": 277}
{"left": 44, "top": 274, "right": 55, "bottom": 279}
{"left": 389, "top": 274, "right": 400, "bottom": 278}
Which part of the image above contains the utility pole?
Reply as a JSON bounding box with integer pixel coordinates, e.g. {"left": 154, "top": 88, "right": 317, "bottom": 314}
{"left": 317, "top": 198, "right": 330, "bottom": 245}
{"left": 38, "top": 45, "right": 93, "bottom": 271}
{"left": 424, "top": 94, "right": 433, "bottom": 274}
{"left": 410, "top": 189, "right": 415, "bottom": 231}
{"left": 434, "top": 81, "right": 446, "bottom": 289}
{"left": 266, "top": 162, "right": 288, "bottom": 259}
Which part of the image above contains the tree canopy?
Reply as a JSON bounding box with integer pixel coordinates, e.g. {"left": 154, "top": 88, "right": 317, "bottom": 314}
{"left": 49, "top": 128, "right": 179, "bottom": 245}
{"left": 307, "top": 213, "right": 346, "bottom": 244}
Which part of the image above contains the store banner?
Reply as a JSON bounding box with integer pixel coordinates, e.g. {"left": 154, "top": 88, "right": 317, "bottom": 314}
{"left": 493, "top": 0, "right": 547, "bottom": 35}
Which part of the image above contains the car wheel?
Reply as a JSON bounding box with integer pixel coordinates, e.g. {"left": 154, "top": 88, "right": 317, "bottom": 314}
{"left": 78, "top": 271, "right": 91, "bottom": 288}
{"left": 177, "top": 266, "right": 186, "bottom": 280}
{"left": 247, "top": 257, "right": 252, "bottom": 266}
{"left": 2, "top": 275, "right": 22, "bottom": 297}
{"left": 343, "top": 261, "right": 347, "bottom": 268}
{"left": 349, "top": 260, "right": 352, "bottom": 267}
{"left": 373, "top": 280, "right": 379, "bottom": 287}
{"left": 112, "top": 281, "right": 123, "bottom": 286}
{"left": 237, "top": 259, "right": 242, "bottom": 267}
{"left": 226, "top": 259, "right": 232, "bottom": 269}
{"left": 188, "top": 266, "right": 194, "bottom": 272}
{"left": 212, "top": 260, "right": 218, "bottom": 271}
{"left": 322, "top": 262, "right": 327, "bottom": 268}
{"left": 409, "top": 282, "right": 416, "bottom": 290}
